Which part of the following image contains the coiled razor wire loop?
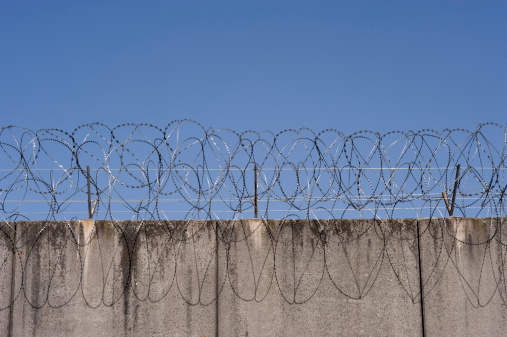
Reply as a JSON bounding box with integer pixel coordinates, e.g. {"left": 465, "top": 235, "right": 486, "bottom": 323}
{"left": 1, "top": 121, "right": 506, "bottom": 221}
{"left": 0, "top": 121, "right": 506, "bottom": 309}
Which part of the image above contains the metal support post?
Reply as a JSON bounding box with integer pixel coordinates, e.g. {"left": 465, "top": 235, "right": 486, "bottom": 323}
{"left": 87, "top": 166, "right": 92, "bottom": 219}
{"left": 254, "top": 164, "right": 258, "bottom": 219}
{"left": 442, "top": 164, "right": 461, "bottom": 217}
{"left": 450, "top": 164, "right": 460, "bottom": 217}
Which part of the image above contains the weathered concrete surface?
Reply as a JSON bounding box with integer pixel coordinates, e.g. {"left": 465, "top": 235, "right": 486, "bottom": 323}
{"left": 420, "top": 217, "right": 507, "bottom": 337}
{"left": 218, "top": 219, "right": 422, "bottom": 337}
{"left": 0, "top": 222, "right": 19, "bottom": 337}
{"left": 0, "top": 218, "right": 506, "bottom": 336}
{"left": 10, "top": 220, "right": 216, "bottom": 337}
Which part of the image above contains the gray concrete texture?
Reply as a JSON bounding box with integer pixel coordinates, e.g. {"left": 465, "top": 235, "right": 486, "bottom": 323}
{"left": 0, "top": 217, "right": 505, "bottom": 336}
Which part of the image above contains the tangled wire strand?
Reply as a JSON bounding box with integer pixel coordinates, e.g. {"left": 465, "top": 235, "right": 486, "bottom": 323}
{"left": 0, "top": 121, "right": 505, "bottom": 222}
{"left": 0, "top": 122, "right": 506, "bottom": 311}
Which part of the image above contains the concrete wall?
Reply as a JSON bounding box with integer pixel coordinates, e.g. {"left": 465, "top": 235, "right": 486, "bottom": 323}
{"left": 0, "top": 218, "right": 505, "bottom": 336}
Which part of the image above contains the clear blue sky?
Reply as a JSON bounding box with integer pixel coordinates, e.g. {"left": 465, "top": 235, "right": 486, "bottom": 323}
{"left": 1, "top": 0, "right": 505, "bottom": 134}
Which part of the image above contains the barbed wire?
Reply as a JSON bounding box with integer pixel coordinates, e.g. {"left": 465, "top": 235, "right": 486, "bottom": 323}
{"left": 1, "top": 121, "right": 506, "bottom": 221}
{"left": 0, "top": 121, "right": 506, "bottom": 311}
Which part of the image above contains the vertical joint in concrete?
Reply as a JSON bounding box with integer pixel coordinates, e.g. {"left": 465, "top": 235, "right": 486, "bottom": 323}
{"left": 215, "top": 222, "right": 220, "bottom": 337}
{"left": 416, "top": 221, "right": 425, "bottom": 337}
{"left": 8, "top": 223, "right": 17, "bottom": 337}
